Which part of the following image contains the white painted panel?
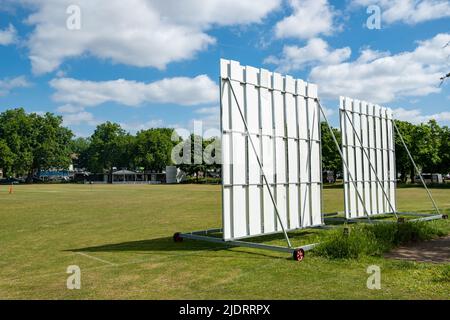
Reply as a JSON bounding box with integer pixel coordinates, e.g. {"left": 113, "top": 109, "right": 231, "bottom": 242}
{"left": 352, "top": 100, "right": 364, "bottom": 217}
{"left": 248, "top": 186, "right": 262, "bottom": 235}
{"left": 345, "top": 97, "right": 357, "bottom": 217}
{"left": 285, "top": 77, "right": 297, "bottom": 139}
{"left": 374, "top": 105, "right": 384, "bottom": 214}
{"left": 276, "top": 185, "right": 288, "bottom": 231}
{"left": 340, "top": 97, "right": 350, "bottom": 217}
{"left": 299, "top": 141, "right": 309, "bottom": 182}
{"left": 275, "top": 138, "right": 286, "bottom": 184}
{"left": 260, "top": 69, "right": 272, "bottom": 136}
{"left": 307, "top": 84, "right": 320, "bottom": 141}
{"left": 232, "top": 186, "right": 247, "bottom": 238}
{"left": 361, "top": 101, "right": 371, "bottom": 215}
{"left": 298, "top": 95, "right": 308, "bottom": 140}
{"left": 387, "top": 109, "right": 396, "bottom": 212}
{"left": 300, "top": 184, "right": 310, "bottom": 227}
{"left": 263, "top": 185, "right": 276, "bottom": 233}
{"left": 230, "top": 61, "right": 245, "bottom": 133}
{"left": 311, "top": 142, "right": 321, "bottom": 184}
{"left": 248, "top": 135, "right": 260, "bottom": 185}
{"left": 288, "top": 140, "right": 298, "bottom": 183}
{"left": 311, "top": 183, "right": 322, "bottom": 226}
{"left": 222, "top": 187, "right": 232, "bottom": 239}
{"left": 262, "top": 136, "right": 274, "bottom": 183}
{"left": 222, "top": 133, "right": 231, "bottom": 185}
{"left": 262, "top": 135, "right": 275, "bottom": 234}
{"left": 245, "top": 66, "right": 259, "bottom": 135}
{"left": 380, "top": 108, "right": 389, "bottom": 212}
{"left": 288, "top": 185, "right": 300, "bottom": 229}
{"left": 232, "top": 133, "right": 246, "bottom": 185}
{"left": 368, "top": 105, "right": 378, "bottom": 215}
{"left": 221, "top": 62, "right": 231, "bottom": 132}
{"left": 273, "top": 74, "right": 285, "bottom": 137}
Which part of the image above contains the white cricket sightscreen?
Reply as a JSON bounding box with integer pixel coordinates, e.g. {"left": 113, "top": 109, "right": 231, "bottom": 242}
{"left": 340, "top": 97, "right": 396, "bottom": 219}
{"left": 220, "top": 59, "right": 323, "bottom": 241}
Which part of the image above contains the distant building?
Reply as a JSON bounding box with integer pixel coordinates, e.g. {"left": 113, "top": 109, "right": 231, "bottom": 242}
{"left": 0, "top": 168, "right": 3, "bottom": 179}
{"left": 421, "top": 173, "right": 444, "bottom": 184}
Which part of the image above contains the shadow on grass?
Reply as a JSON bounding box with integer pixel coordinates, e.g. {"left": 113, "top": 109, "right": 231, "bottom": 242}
{"left": 65, "top": 230, "right": 320, "bottom": 260}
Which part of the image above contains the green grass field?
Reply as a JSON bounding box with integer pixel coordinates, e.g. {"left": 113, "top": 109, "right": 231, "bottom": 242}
{"left": 0, "top": 184, "right": 449, "bottom": 299}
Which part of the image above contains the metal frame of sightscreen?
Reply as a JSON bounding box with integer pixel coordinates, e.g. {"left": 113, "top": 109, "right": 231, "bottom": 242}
{"left": 335, "top": 96, "right": 445, "bottom": 223}
{"left": 174, "top": 60, "right": 326, "bottom": 261}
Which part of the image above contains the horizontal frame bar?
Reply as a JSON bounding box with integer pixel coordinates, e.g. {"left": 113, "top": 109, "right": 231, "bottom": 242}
{"left": 339, "top": 108, "right": 393, "bottom": 120}
{"left": 227, "top": 223, "right": 325, "bottom": 241}
{"left": 223, "top": 77, "right": 312, "bottom": 99}
{"left": 324, "top": 212, "right": 447, "bottom": 223}
{"left": 223, "top": 182, "right": 322, "bottom": 187}
{"left": 410, "top": 214, "right": 447, "bottom": 222}
{"left": 179, "top": 232, "right": 319, "bottom": 254}
{"left": 223, "top": 129, "right": 321, "bottom": 143}
{"left": 342, "top": 180, "right": 396, "bottom": 184}
{"left": 342, "top": 145, "right": 395, "bottom": 152}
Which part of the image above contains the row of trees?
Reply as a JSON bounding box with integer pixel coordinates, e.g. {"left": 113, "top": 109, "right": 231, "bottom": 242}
{"left": 72, "top": 122, "right": 220, "bottom": 180}
{"left": 71, "top": 122, "right": 176, "bottom": 175}
{"left": 321, "top": 119, "right": 450, "bottom": 183}
{"left": 395, "top": 120, "right": 450, "bottom": 183}
{"left": 1, "top": 108, "right": 449, "bottom": 183}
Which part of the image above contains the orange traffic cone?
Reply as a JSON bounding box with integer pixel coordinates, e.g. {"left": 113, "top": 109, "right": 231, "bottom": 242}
{"left": 9, "top": 185, "right": 13, "bottom": 194}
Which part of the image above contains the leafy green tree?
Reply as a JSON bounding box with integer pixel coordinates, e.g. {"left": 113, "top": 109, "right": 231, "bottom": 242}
{"left": 0, "top": 139, "right": 14, "bottom": 177}
{"left": 134, "top": 128, "right": 175, "bottom": 172}
{"left": 0, "top": 108, "right": 34, "bottom": 177}
{"left": 70, "top": 137, "right": 91, "bottom": 170}
{"left": 0, "top": 108, "right": 73, "bottom": 181}
{"left": 438, "top": 125, "right": 450, "bottom": 174}
{"left": 410, "top": 120, "right": 441, "bottom": 181}
{"left": 87, "top": 122, "right": 132, "bottom": 179}
{"left": 320, "top": 122, "right": 342, "bottom": 179}
{"left": 394, "top": 120, "right": 415, "bottom": 183}
{"left": 30, "top": 112, "right": 73, "bottom": 180}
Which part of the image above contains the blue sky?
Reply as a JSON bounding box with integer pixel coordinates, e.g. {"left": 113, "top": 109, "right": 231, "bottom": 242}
{"left": 0, "top": 0, "right": 449, "bottom": 137}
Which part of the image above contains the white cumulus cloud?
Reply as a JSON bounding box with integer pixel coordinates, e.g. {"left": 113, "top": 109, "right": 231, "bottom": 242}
{"left": 264, "top": 38, "right": 351, "bottom": 72}
{"left": 274, "top": 0, "right": 339, "bottom": 39}
{"left": 309, "top": 33, "right": 450, "bottom": 103}
{"left": 393, "top": 108, "right": 450, "bottom": 124}
{"left": 352, "top": 0, "right": 450, "bottom": 25}
{"left": 0, "top": 76, "right": 30, "bottom": 96}
{"left": 50, "top": 75, "right": 218, "bottom": 108}
{"left": 0, "top": 24, "right": 17, "bottom": 45}
{"left": 16, "top": 0, "right": 280, "bottom": 74}
{"left": 62, "top": 111, "right": 98, "bottom": 126}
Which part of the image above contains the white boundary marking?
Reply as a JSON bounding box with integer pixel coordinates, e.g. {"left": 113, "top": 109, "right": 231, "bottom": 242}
{"left": 75, "top": 252, "right": 117, "bottom": 266}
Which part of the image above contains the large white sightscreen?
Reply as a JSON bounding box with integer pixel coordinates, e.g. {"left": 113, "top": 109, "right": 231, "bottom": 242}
{"left": 221, "top": 59, "right": 323, "bottom": 241}
{"left": 340, "top": 97, "right": 396, "bottom": 219}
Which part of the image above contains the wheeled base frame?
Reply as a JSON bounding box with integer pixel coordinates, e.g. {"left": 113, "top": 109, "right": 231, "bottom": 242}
{"left": 173, "top": 228, "right": 319, "bottom": 261}
{"left": 324, "top": 212, "right": 448, "bottom": 224}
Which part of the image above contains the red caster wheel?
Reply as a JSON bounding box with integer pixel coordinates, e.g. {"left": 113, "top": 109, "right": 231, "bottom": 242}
{"left": 173, "top": 232, "right": 183, "bottom": 243}
{"left": 293, "top": 248, "right": 305, "bottom": 261}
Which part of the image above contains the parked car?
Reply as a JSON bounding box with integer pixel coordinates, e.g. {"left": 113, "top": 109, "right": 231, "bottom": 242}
{"left": 32, "top": 177, "right": 45, "bottom": 183}
{"left": 0, "top": 177, "right": 25, "bottom": 185}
